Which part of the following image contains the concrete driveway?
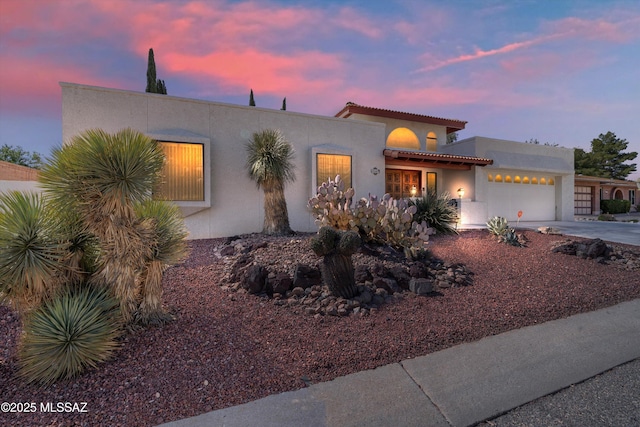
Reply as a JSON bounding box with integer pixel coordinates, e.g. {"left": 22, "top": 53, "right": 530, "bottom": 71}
{"left": 466, "top": 213, "right": 640, "bottom": 246}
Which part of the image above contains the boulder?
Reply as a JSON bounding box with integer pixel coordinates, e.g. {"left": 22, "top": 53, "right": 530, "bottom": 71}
{"left": 269, "top": 272, "right": 293, "bottom": 295}
{"left": 242, "top": 264, "right": 267, "bottom": 294}
{"left": 409, "top": 278, "right": 433, "bottom": 295}
{"left": 292, "top": 264, "right": 322, "bottom": 289}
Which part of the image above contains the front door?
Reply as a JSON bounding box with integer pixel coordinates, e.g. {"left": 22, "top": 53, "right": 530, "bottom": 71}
{"left": 386, "top": 169, "right": 421, "bottom": 199}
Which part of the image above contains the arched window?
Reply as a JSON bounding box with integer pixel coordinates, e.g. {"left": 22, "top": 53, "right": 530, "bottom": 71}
{"left": 488, "top": 174, "right": 494, "bottom": 182}
{"left": 540, "top": 177, "right": 547, "bottom": 185}
{"left": 505, "top": 175, "right": 512, "bottom": 183}
{"left": 495, "top": 174, "right": 503, "bottom": 182}
{"left": 523, "top": 176, "right": 530, "bottom": 184}
{"left": 386, "top": 128, "right": 420, "bottom": 150}
{"left": 426, "top": 132, "right": 437, "bottom": 151}
{"left": 531, "top": 177, "right": 538, "bottom": 184}
{"left": 514, "top": 176, "right": 521, "bottom": 183}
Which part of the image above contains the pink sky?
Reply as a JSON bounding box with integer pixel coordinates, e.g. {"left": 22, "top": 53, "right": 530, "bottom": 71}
{"left": 1, "top": 0, "right": 639, "bottom": 179}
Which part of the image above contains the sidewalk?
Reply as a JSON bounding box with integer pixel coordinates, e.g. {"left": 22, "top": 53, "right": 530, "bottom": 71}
{"left": 158, "top": 299, "right": 640, "bottom": 427}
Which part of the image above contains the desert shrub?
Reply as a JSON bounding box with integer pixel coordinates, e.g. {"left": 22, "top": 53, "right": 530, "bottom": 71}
{"left": 600, "top": 199, "right": 630, "bottom": 214}
{"left": 486, "top": 216, "right": 523, "bottom": 247}
{"left": 486, "top": 216, "right": 509, "bottom": 236}
{"left": 410, "top": 189, "right": 459, "bottom": 235}
{"left": 308, "top": 175, "right": 432, "bottom": 252}
{"left": 18, "top": 284, "right": 121, "bottom": 385}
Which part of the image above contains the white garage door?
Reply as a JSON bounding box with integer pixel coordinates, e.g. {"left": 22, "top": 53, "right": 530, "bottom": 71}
{"left": 487, "top": 174, "right": 556, "bottom": 221}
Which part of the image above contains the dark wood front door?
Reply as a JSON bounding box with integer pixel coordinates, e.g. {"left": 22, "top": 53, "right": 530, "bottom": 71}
{"left": 385, "top": 169, "right": 421, "bottom": 199}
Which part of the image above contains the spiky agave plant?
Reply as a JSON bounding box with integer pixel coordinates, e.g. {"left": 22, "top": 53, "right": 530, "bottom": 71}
{"left": 18, "top": 284, "right": 121, "bottom": 386}
{"left": 411, "top": 189, "right": 459, "bottom": 235}
{"left": 39, "top": 128, "right": 165, "bottom": 323}
{"left": 246, "top": 129, "right": 296, "bottom": 235}
{"left": 486, "top": 216, "right": 509, "bottom": 237}
{"left": 133, "top": 199, "right": 189, "bottom": 325}
{"left": 0, "top": 191, "right": 68, "bottom": 313}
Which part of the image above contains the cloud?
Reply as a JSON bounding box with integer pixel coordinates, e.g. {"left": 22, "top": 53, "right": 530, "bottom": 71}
{"left": 416, "top": 13, "right": 640, "bottom": 73}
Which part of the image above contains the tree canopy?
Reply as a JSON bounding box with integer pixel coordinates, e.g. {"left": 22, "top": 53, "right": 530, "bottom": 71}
{"left": 145, "top": 48, "right": 167, "bottom": 95}
{"left": 0, "top": 144, "right": 43, "bottom": 169}
{"left": 574, "top": 132, "right": 637, "bottom": 180}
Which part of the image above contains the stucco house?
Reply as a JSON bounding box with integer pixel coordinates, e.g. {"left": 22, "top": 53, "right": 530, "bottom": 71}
{"left": 60, "top": 82, "right": 575, "bottom": 239}
{"left": 574, "top": 175, "right": 638, "bottom": 214}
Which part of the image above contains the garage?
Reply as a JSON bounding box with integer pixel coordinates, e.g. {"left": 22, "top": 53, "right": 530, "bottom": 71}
{"left": 486, "top": 172, "right": 557, "bottom": 221}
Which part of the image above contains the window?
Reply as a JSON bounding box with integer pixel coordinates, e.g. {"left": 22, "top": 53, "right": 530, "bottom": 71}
{"left": 426, "top": 132, "right": 437, "bottom": 151}
{"left": 155, "top": 142, "right": 204, "bottom": 201}
{"left": 630, "top": 190, "right": 636, "bottom": 205}
{"left": 426, "top": 172, "right": 437, "bottom": 192}
{"left": 386, "top": 127, "right": 420, "bottom": 150}
{"left": 317, "top": 154, "right": 352, "bottom": 189}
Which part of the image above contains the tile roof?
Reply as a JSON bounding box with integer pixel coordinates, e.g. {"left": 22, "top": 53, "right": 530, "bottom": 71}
{"left": 335, "top": 102, "right": 467, "bottom": 133}
{"left": 383, "top": 149, "right": 493, "bottom": 167}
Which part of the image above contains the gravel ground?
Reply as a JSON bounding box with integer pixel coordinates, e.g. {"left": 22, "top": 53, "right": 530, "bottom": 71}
{"left": 1, "top": 229, "right": 639, "bottom": 427}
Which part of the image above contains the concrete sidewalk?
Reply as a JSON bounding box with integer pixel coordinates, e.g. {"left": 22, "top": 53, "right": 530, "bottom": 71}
{"left": 158, "top": 299, "right": 640, "bottom": 427}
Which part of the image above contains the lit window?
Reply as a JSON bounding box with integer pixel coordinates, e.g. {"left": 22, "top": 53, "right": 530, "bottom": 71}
{"left": 317, "top": 154, "right": 352, "bottom": 189}
{"left": 386, "top": 127, "right": 420, "bottom": 150}
{"left": 523, "top": 176, "right": 530, "bottom": 184}
{"left": 488, "top": 174, "right": 494, "bottom": 182}
{"left": 548, "top": 178, "right": 555, "bottom": 185}
{"left": 495, "top": 174, "right": 503, "bottom": 182}
{"left": 155, "top": 142, "right": 204, "bottom": 201}
{"left": 532, "top": 177, "right": 538, "bottom": 184}
{"left": 514, "top": 176, "right": 521, "bottom": 183}
{"left": 426, "top": 172, "right": 437, "bottom": 192}
{"left": 426, "top": 132, "right": 437, "bottom": 151}
{"left": 505, "top": 175, "right": 512, "bottom": 183}
{"left": 540, "top": 177, "right": 547, "bottom": 185}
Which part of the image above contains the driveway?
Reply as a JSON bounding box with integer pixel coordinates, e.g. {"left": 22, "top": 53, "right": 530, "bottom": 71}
{"left": 466, "top": 213, "right": 640, "bottom": 246}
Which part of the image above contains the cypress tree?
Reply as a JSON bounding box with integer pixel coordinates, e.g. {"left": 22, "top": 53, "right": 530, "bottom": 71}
{"left": 249, "top": 89, "right": 256, "bottom": 106}
{"left": 281, "top": 97, "right": 286, "bottom": 111}
{"left": 146, "top": 48, "right": 157, "bottom": 93}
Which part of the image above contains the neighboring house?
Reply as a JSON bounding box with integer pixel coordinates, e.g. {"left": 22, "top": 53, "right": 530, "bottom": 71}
{"left": 0, "top": 160, "right": 40, "bottom": 193}
{"left": 574, "top": 175, "right": 638, "bottom": 214}
{"left": 60, "top": 82, "right": 575, "bottom": 239}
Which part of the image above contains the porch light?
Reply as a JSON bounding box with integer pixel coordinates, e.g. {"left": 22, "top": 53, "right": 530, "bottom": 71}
{"left": 457, "top": 188, "right": 464, "bottom": 198}
{"left": 411, "top": 185, "right": 417, "bottom": 196}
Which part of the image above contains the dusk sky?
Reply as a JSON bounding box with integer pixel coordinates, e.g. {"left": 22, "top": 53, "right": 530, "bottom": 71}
{"left": 1, "top": 0, "right": 639, "bottom": 179}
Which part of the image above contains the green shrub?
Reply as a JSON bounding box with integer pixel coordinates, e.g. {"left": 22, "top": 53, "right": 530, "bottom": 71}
{"left": 600, "top": 199, "right": 630, "bottom": 214}
{"left": 486, "top": 216, "right": 509, "bottom": 236}
{"left": 409, "top": 189, "right": 459, "bottom": 235}
{"left": 18, "top": 284, "right": 121, "bottom": 386}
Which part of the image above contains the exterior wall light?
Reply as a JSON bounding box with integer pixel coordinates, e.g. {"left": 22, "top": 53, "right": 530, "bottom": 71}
{"left": 371, "top": 167, "right": 380, "bottom": 175}
{"left": 457, "top": 188, "right": 464, "bottom": 198}
{"left": 411, "top": 185, "right": 417, "bottom": 196}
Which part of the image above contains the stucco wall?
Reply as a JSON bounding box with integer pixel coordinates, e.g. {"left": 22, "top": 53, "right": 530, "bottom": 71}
{"left": 61, "top": 83, "right": 385, "bottom": 239}
{"left": 444, "top": 137, "right": 575, "bottom": 221}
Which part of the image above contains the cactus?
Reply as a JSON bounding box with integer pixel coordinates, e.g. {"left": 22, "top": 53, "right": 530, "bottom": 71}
{"left": 308, "top": 175, "right": 434, "bottom": 254}
{"left": 310, "top": 226, "right": 361, "bottom": 298}
{"left": 486, "top": 216, "right": 509, "bottom": 237}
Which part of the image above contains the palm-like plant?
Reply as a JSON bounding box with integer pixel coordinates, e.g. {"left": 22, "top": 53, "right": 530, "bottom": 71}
{"left": 410, "top": 189, "right": 459, "bottom": 235}
{"left": 18, "top": 283, "right": 121, "bottom": 385}
{"left": 0, "top": 191, "right": 68, "bottom": 313}
{"left": 134, "top": 200, "right": 189, "bottom": 325}
{"left": 246, "top": 129, "right": 296, "bottom": 235}
{"left": 39, "top": 128, "right": 165, "bottom": 323}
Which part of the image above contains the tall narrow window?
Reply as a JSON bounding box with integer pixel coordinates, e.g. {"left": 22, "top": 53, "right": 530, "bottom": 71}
{"left": 156, "top": 142, "right": 204, "bottom": 201}
{"left": 426, "top": 132, "right": 437, "bottom": 151}
{"left": 426, "top": 172, "right": 437, "bottom": 192}
{"left": 317, "top": 154, "right": 352, "bottom": 189}
{"left": 630, "top": 190, "right": 636, "bottom": 205}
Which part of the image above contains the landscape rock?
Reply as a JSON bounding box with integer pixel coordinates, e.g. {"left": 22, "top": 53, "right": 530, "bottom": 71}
{"left": 409, "top": 278, "right": 433, "bottom": 295}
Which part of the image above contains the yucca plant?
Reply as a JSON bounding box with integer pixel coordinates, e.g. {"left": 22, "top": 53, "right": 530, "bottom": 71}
{"left": 0, "top": 191, "right": 68, "bottom": 313}
{"left": 18, "top": 283, "right": 121, "bottom": 386}
{"left": 246, "top": 129, "right": 296, "bottom": 235}
{"left": 133, "top": 199, "right": 189, "bottom": 325}
{"left": 486, "top": 216, "right": 509, "bottom": 237}
{"left": 39, "top": 128, "right": 165, "bottom": 323}
{"left": 410, "top": 189, "right": 459, "bottom": 235}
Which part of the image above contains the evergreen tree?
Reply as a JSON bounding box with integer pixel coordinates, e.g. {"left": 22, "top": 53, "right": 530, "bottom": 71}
{"left": 145, "top": 48, "right": 167, "bottom": 95}
{"left": 249, "top": 89, "right": 256, "bottom": 106}
{"left": 281, "top": 97, "right": 286, "bottom": 111}
{"left": 0, "top": 144, "right": 43, "bottom": 169}
{"left": 575, "top": 132, "right": 637, "bottom": 180}
{"left": 146, "top": 48, "right": 157, "bottom": 93}
{"left": 446, "top": 132, "right": 458, "bottom": 144}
